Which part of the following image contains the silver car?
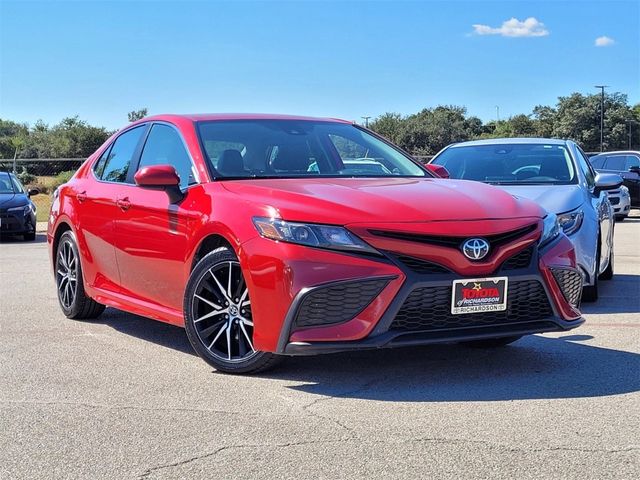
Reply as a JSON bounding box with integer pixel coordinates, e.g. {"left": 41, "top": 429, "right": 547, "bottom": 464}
{"left": 606, "top": 185, "right": 631, "bottom": 220}
{"left": 429, "top": 138, "right": 623, "bottom": 302}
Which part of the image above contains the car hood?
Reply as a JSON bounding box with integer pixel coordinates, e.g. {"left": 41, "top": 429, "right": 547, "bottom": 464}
{"left": 220, "top": 177, "right": 544, "bottom": 224}
{"left": 0, "top": 193, "right": 29, "bottom": 210}
{"left": 492, "top": 185, "right": 584, "bottom": 215}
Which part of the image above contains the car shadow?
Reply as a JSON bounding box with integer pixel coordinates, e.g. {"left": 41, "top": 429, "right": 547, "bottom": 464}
{"left": 268, "top": 334, "right": 640, "bottom": 402}
{"left": 0, "top": 232, "right": 47, "bottom": 244}
{"left": 96, "top": 306, "right": 639, "bottom": 402}
{"left": 99, "top": 307, "right": 195, "bottom": 355}
{"left": 581, "top": 273, "right": 640, "bottom": 314}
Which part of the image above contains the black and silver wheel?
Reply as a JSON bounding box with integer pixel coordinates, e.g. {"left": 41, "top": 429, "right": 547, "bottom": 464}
{"left": 184, "top": 248, "right": 281, "bottom": 374}
{"left": 55, "top": 231, "right": 105, "bottom": 319}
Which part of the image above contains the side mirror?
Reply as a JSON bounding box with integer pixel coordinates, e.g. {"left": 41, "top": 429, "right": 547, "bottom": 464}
{"left": 629, "top": 165, "right": 640, "bottom": 174}
{"left": 134, "top": 165, "right": 183, "bottom": 203}
{"left": 425, "top": 164, "right": 450, "bottom": 179}
{"left": 593, "top": 172, "right": 623, "bottom": 196}
{"left": 28, "top": 188, "right": 39, "bottom": 197}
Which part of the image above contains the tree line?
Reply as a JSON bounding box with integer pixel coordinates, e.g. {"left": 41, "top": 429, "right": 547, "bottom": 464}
{"left": 370, "top": 92, "right": 639, "bottom": 154}
{"left": 1, "top": 94, "right": 639, "bottom": 161}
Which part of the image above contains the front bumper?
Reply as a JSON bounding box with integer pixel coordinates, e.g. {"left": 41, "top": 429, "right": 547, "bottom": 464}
{"left": 607, "top": 190, "right": 631, "bottom": 217}
{"left": 241, "top": 232, "right": 584, "bottom": 355}
{"left": 0, "top": 209, "right": 36, "bottom": 235}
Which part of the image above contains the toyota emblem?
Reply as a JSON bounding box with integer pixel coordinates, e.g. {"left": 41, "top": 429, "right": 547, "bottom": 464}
{"left": 462, "top": 238, "right": 490, "bottom": 260}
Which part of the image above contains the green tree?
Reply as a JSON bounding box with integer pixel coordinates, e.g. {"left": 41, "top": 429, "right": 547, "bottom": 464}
{"left": 128, "top": 108, "right": 148, "bottom": 122}
{"left": 0, "top": 119, "right": 28, "bottom": 159}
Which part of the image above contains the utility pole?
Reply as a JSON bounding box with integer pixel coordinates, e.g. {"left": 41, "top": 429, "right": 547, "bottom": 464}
{"left": 595, "top": 85, "right": 609, "bottom": 152}
{"left": 361, "top": 116, "right": 371, "bottom": 128}
{"left": 627, "top": 119, "right": 639, "bottom": 149}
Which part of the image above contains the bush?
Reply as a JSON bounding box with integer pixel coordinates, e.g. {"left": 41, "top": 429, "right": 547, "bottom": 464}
{"left": 51, "top": 170, "right": 75, "bottom": 190}
{"left": 17, "top": 167, "right": 36, "bottom": 186}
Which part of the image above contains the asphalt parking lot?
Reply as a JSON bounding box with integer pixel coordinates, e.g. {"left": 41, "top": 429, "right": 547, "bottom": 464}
{"left": 1, "top": 218, "right": 638, "bottom": 479}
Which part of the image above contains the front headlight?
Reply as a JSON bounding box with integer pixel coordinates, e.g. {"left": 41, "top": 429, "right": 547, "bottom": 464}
{"left": 557, "top": 209, "right": 584, "bottom": 236}
{"left": 252, "top": 217, "right": 378, "bottom": 254}
{"left": 7, "top": 205, "right": 30, "bottom": 215}
{"left": 620, "top": 185, "right": 630, "bottom": 197}
{"left": 539, "top": 213, "right": 560, "bottom": 247}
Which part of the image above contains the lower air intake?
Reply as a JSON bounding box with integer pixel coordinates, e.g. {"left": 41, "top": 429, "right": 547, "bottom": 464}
{"left": 294, "top": 278, "right": 390, "bottom": 328}
{"left": 550, "top": 268, "right": 583, "bottom": 307}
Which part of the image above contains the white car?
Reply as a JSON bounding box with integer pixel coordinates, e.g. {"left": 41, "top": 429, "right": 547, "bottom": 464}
{"left": 606, "top": 185, "right": 631, "bottom": 220}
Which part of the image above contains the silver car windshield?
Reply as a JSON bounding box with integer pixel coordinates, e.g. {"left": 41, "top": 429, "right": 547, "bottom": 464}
{"left": 433, "top": 144, "right": 578, "bottom": 185}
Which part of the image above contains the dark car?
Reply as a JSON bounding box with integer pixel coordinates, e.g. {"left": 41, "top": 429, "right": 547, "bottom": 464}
{"left": 589, "top": 151, "right": 640, "bottom": 209}
{"left": 0, "top": 171, "right": 39, "bottom": 241}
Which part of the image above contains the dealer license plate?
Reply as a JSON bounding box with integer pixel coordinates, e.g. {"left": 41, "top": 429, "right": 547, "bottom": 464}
{"left": 451, "top": 277, "right": 508, "bottom": 315}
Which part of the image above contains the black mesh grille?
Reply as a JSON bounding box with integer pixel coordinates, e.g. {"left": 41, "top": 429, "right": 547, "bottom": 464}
{"left": 391, "top": 280, "right": 553, "bottom": 332}
{"left": 551, "top": 268, "right": 583, "bottom": 307}
{"left": 501, "top": 247, "right": 533, "bottom": 270}
{"left": 395, "top": 255, "right": 451, "bottom": 274}
{"left": 609, "top": 196, "right": 620, "bottom": 205}
{"left": 294, "top": 279, "right": 389, "bottom": 328}
{"left": 369, "top": 223, "right": 537, "bottom": 249}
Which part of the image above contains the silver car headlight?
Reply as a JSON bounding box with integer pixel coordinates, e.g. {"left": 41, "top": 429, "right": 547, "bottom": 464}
{"left": 252, "top": 217, "right": 378, "bottom": 254}
{"left": 557, "top": 209, "right": 584, "bottom": 236}
{"left": 539, "top": 213, "right": 560, "bottom": 247}
{"left": 620, "top": 185, "right": 630, "bottom": 197}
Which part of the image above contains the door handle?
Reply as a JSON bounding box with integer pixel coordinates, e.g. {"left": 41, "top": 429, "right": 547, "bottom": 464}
{"left": 116, "top": 197, "right": 131, "bottom": 211}
{"left": 76, "top": 191, "right": 87, "bottom": 203}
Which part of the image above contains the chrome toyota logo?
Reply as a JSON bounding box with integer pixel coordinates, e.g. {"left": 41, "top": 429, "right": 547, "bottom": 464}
{"left": 462, "top": 238, "right": 490, "bottom": 260}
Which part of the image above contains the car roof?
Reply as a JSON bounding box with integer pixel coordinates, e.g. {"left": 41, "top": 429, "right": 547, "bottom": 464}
{"left": 591, "top": 150, "right": 640, "bottom": 156}
{"left": 138, "top": 113, "right": 353, "bottom": 124}
{"left": 448, "top": 137, "right": 569, "bottom": 148}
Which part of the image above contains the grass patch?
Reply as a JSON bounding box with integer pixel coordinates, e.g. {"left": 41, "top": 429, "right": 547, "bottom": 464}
{"left": 32, "top": 194, "right": 52, "bottom": 222}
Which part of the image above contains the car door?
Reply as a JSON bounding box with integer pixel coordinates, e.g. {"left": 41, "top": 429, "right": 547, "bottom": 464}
{"left": 576, "top": 146, "right": 612, "bottom": 275}
{"left": 114, "top": 122, "right": 202, "bottom": 313}
{"left": 622, "top": 154, "right": 640, "bottom": 206}
{"left": 73, "top": 124, "right": 147, "bottom": 293}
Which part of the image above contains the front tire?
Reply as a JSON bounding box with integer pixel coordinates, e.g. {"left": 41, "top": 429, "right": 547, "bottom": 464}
{"left": 24, "top": 231, "right": 36, "bottom": 241}
{"left": 55, "top": 231, "right": 105, "bottom": 319}
{"left": 184, "top": 248, "right": 281, "bottom": 374}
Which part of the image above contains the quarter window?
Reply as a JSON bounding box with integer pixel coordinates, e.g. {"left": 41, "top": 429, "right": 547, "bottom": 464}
{"left": 138, "top": 124, "right": 197, "bottom": 189}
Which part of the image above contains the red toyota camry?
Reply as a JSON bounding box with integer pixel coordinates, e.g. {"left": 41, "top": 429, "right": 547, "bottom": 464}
{"left": 48, "top": 114, "right": 584, "bottom": 373}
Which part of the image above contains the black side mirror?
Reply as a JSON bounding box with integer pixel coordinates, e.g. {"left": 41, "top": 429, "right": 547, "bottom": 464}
{"left": 28, "top": 188, "right": 40, "bottom": 197}
{"left": 629, "top": 166, "right": 640, "bottom": 174}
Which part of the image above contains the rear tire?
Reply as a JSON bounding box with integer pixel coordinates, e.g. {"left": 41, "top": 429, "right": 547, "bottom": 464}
{"left": 461, "top": 336, "right": 522, "bottom": 348}
{"left": 184, "top": 247, "right": 282, "bottom": 374}
{"left": 55, "top": 231, "right": 105, "bottom": 319}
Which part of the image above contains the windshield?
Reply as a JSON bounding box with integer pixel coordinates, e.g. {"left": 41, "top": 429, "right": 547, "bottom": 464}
{"left": 0, "top": 173, "right": 16, "bottom": 194}
{"left": 432, "top": 143, "right": 577, "bottom": 185}
{"left": 196, "top": 120, "right": 426, "bottom": 179}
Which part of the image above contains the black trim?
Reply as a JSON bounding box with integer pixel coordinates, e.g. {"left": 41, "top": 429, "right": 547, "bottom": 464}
{"left": 277, "top": 237, "right": 581, "bottom": 355}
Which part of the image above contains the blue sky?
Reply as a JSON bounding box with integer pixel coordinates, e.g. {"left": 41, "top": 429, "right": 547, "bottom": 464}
{"left": 1, "top": 0, "right": 638, "bottom": 129}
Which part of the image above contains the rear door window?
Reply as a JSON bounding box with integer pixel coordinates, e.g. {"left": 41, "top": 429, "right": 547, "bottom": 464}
{"left": 603, "top": 155, "right": 626, "bottom": 171}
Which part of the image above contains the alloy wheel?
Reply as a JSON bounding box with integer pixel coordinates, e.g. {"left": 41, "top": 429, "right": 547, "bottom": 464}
{"left": 56, "top": 239, "right": 78, "bottom": 309}
{"left": 191, "top": 261, "right": 257, "bottom": 363}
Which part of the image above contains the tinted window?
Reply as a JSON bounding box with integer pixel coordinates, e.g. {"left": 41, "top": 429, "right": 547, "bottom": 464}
{"left": 0, "top": 173, "right": 14, "bottom": 193}
{"left": 603, "top": 155, "right": 626, "bottom": 171}
{"left": 10, "top": 175, "right": 25, "bottom": 193}
{"left": 625, "top": 155, "right": 640, "bottom": 169}
{"left": 138, "top": 124, "right": 197, "bottom": 189}
{"left": 93, "top": 145, "right": 112, "bottom": 179}
{"left": 589, "top": 155, "right": 606, "bottom": 169}
{"left": 432, "top": 144, "right": 576, "bottom": 184}
{"left": 575, "top": 147, "right": 595, "bottom": 188}
{"left": 196, "top": 120, "right": 425, "bottom": 178}
{"left": 100, "top": 126, "right": 145, "bottom": 183}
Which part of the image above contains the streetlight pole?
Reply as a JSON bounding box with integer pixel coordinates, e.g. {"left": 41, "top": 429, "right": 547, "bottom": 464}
{"left": 361, "top": 116, "right": 371, "bottom": 128}
{"left": 495, "top": 106, "right": 500, "bottom": 122}
{"left": 595, "top": 85, "right": 609, "bottom": 152}
{"left": 627, "top": 119, "right": 639, "bottom": 150}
